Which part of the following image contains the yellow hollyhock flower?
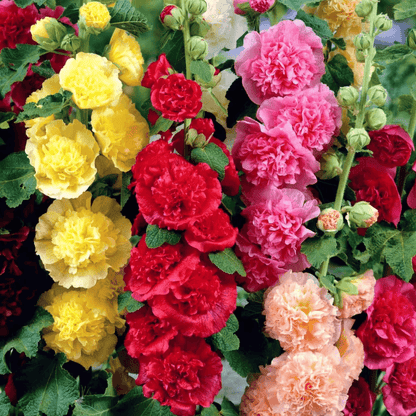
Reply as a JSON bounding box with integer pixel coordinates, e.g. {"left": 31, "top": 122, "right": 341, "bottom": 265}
{"left": 25, "top": 119, "right": 99, "bottom": 199}
{"left": 38, "top": 282, "right": 125, "bottom": 370}
{"left": 95, "top": 154, "right": 123, "bottom": 190}
{"left": 108, "top": 28, "right": 145, "bottom": 86}
{"left": 79, "top": 1, "right": 111, "bottom": 31}
{"left": 91, "top": 94, "right": 149, "bottom": 172}
{"left": 34, "top": 192, "right": 132, "bottom": 289}
{"left": 59, "top": 52, "right": 122, "bottom": 109}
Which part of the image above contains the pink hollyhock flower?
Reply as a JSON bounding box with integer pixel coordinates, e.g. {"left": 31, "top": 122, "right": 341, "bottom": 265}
{"left": 263, "top": 271, "right": 341, "bottom": 352}
{"left": 343, "top": 377, "right": 376, "bottom": 416}
{"left": 382, "top": 356, "right": 416, "bottom": 416}
{"left": 257, "top": 83, "right": 342, "bottom": 156}
{"left": 249, "top": 0, "right": 275, "bottom": 13}
{"left": 233, "top": 117, "right": 319, "bottom": 191}
{"left": 136, "top": 335, "right": 222, "bottom": 416}
{"left": 235, "top": 19, "right": 325, "bottom": 105}
{"left": 356, "top": 275, "right": 416, "bottom": 370}
{"left": 407, "top": 161, "right": 416, "bottom": 209}
{"left": 241, "top": 188, "right": 320, "bottom": 270}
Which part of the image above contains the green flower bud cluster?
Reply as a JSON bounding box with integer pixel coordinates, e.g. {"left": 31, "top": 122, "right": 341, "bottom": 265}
{"left": 355, "top": 0, "right": 375, "bottom": 18}
{"left": 346, "top": 127, "right": 371, "bottom": 151}
{"left": 160, "top": 4, "right": 185, "bottom": 31}
{"left": 354, "top": 33, "right": 372, "bottom": 51}
{"left": 342, "top": 201, "right": 379, "bottom": 229}
{"left": 187, "top": 35, "right": 208, "bottom": 60}
{"left": 365, "top": 108, "right": 387, "bottom": 130}
{"left": 337, "top": 86, "right": 359, "bottom": 107}
{"left": 317, "top": 208, "right": 344, "bottom": 234}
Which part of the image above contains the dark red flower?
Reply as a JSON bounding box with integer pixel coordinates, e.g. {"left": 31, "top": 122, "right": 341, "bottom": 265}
{"left": 125, "top": 305, "right": 178, "bottom": 358}
{"left": 131, "top": 212, "right": 147, "bottom": 236}
{"left": 368, "top": 125, "right": 414, "bottom": 168}
{"left": 343, "top": 377, "right": 376, "bottom": 416}
{"left": 141, "top": 53, "right": 173, "bottom": 89}
{"left": 4, "top": 373, "right": 18, "bottom": 406}
{"left": 184, "top": 208, "right": 238, "bottom": 253}
{"left": 0, "top": 226, "right": 30, "bottom": 276}
{"left": 150, "top": 73, "right": 203, "bottom": 122}
{"left": 349, "top": 157, "right": 401, "bottom": 226}
{"left": 136, "top": 335, "right": 222, "bottom": 416}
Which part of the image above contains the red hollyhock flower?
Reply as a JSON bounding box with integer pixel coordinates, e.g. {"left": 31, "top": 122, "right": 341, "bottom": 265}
{"left": 131, "top": 212, "right": 147, "bottom": 236}
{"left": 190, "top": 118, "right": 215, "bottom": 140}
{"left": 124, "top": 237, "right": 200, "bottom": 301}
{"left": 184, "top": 208, "right": 238, "bottom": 253}
{"left": 368, "top": 125, "right": 414, "bottom": 168}
{"left": 141, "top": 53, "right": 173, "bottom": 88}
{"left": 349, "top": 157, "right": 401, "bottom": 226}
{"left": 150, "top": 73, "right": 203, "bottom": 122}
{"left": 407, "top": 161, "right": 416, "bottom": 210}
{"left": 125, "top": 305, "right": 178, "bottom": 358}
{"left": 343, "top": 377, "right": 376, "bottom": 416}
{"left": 132, "top": 140, "right": 222, "bottom": 230}
{"left": 0, "top": 226, "right": 30, "bottom": 276}
{"left": 356, "top": 275, "right": 416, "bottom": 370}
{"left": 4, "top": 374, "right": 18, "bottom": 406}
{"left": 149, "top": 258, "right": 237, "bottom": 337}
{"left": 147, "top": 109, "right": 174, "bottom": 141}
{"left": 136, "top": 335, "right": 222, "bottom": 416}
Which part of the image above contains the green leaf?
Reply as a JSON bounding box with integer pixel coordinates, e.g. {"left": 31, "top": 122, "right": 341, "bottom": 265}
{"left": 208, "top": 248, "right": 246, "bottom": 276}
{"left": 394, "top": 0, "right": 416, "bottom": 20}
{"left": 221, "top": 193, "right": 245, "bottom": 217}
{"left": 31, "top": 60, "right": 55, "bottom": 78}
{"left": 149, "top": 116, "right": 174, "bottom": 136}
{"left": 321, "top": 54, "right": 354, "bottom": 95}
{"left": 277, "top": 0, "right": 307, "bottom": 11}
{"left": 368, "top": 68, "right": 382, "bottom": 88}
{"left": 0, "top": 44, "right": 42, "bottom": 68}
{"left": 61, "top": 3, "right": 80, "bottom": 23}
{"left": 222, "top": 349, "right": 261, "bottom": 378}
{"left": 117, "top": 291, "right": 144, "bottom": 314}
{"left": 191, "top": 142, "right": 229, "bottom": 181}
{"left": 0, "top": 306, "right": 53, "bottom": 374}
{"left": 162, "top": 30, "right": 186, "bottom": 74}
{"left": 398, "top": 95, "right": 415, "bottom": 113}
{"left": 145, "top": 224, "right": 182, "bottom": 249}
{"left": 319, "top": 274, "right": 337, "bottom": 294}
{"left": 221, "top": 398, "right": 239, "bottom": 416}
{"left": 374, "top": 44, "right": 414, "bottom": 66}
{"left": 0, "top": 390, "right": 12, "bottom": 416}
{"left": 236, "top": 31, "right": 248, "bottom": 48}
{"left": 16, "top": 91, "right": 73, "bottom": 122}
{"left": 330, "top": 37, "right": 346, "bottom": 50}
{"left": 0, "top": 151, "right": 37, "bottom": 209}
{"left": 0, "top": 111, "right": 16, "bottom": 129}
{"left": 109, "top": 0, "right": 151, "bottom": 37}
{"left": 14, "top": 352, "right": 78, "bottom": 416}
{"left": 210, "top": 314, "right": 240, "bottom": 352}
{"left": 190, "top": 60, "right": 212, "bottom": 84}
{"left": 295, "top": 10, "right": 333, "bottom": 41}
{"left": 130, "top": 235, "right": 141, "bottom": 247}
{"left": 13, "top": 0, "right": 48, "bottom": 6}
{"left": 73, "top": 395, "right": 119, "bottom": 416}
{"left": 201, "top": 404, "right": 220, "bottom": 416}
{"left": 301, "top": 236, "right": 339, "bottom": 269}
{"left": 88, "top": 174, "right": 118, "bottom": 199}
{"left": 121, "top": 171, "right": 132, "bottom": 209}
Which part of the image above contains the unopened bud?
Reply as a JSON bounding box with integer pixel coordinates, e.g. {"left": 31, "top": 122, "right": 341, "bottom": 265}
{"left": 186, "top": 0, "right": 207, "bottom": 15}
{"left": 375, "top": 14, "right": 393, "bottom": 32}
{"left": 186, "top": 129, "right": 208, "bottom": 147}
{"left": 160, "top": 5, "right": 185, "bottom": 31}
{"left": 355, "top": 0, "right": 374, "bottom": 18}
{"left": 194, "top": 64, "right": 221, "bottom": 88}
{"left": 316, "top": 149, "right": 344, "bottom": 180}
{"left": 347, "top": 127, "right": 371, "bottom": 150}
{"left": 60, "top": 33, "right": 81, "bottom": 53}
{"left": 190, "top": 16, "right": 211, "bottom": 37}
{"left": 354, "top": 33, "right": 372, "bottom": 51}
{"left": 249, "top": 0, "right": 275, "bottom": 13}
{"left": 406, "top": 29, "right": 416, "bottom": 50}
{"left": 79, "top": 1, "right": 111, "bottom": 34}
{"left": 365, "top": 108, "right": 387, "bottom": 130}
{"left": 367, "top": 85, "right": 387, "bottom": 107}
{"left": 337, "top": 86, "right": 359, "bottom": 107}
{"left": 187, "top": 36, "right": 208, "bottom": 60}
{"left": 355, "top": 49, "right": 366, "bottom": 62}
{"left": 30, "top": 17, "right": 67, "bottom": 51}
{"left": 342, "top": 201, "right": 379, "bottom": 228}
{"left": 317, "top": 208, "right": 344, "bottom": 234}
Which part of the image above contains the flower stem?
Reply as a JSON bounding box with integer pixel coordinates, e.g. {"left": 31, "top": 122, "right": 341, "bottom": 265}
{"left": 408, "top": 98, "right": 416, "bottom": 140}
{"left": 209, "top": 88, "right": 228, "bottom": 116}
{"left": 268, "top": 3, "right": 286, "bottom": 26}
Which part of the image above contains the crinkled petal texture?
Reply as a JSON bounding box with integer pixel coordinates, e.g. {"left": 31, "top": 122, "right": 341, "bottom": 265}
{"left": 108, "top": 28, "right": 145, "bottom": 86}
{"left": 257, "top": 83, "right": 342, "bottom": 156}
{"left": 35, "top": 192, "right": 131, "bottom": 289}
{"left": 235, "top": 19, "right": 324, "bottom": 105}
{"left": 357, "top": 275, "right": 416, "bottom": 370}
{"left": 343, "top": 377, "right": 376, "bottom": 416}
{"left": 38, "top": 282, "right": 125, "bottom": 370}
{"left": 233, "top": 118, "right": 319, "bottom": 192}
{"left": 136, "top": 335, "right": 222, "bottom": 416}
{"left": 263, "top": 271, "right": 341, "bottom": 352}
{"left": 382, "top": 356, "right": 416, "bottom": 416}
{"left": 91, "top": 94, "right": 149, "bottom": 172}
{"left": 79, "top": 1, "right": 110, "bottom": 29}
{"left": 132, "top": 140, "right": 222, "bottom": 230}
{"left": 25, "top": 119, "right": 99, "bottom": 199}
{"left": 240, "top": 372, "right": 276, "bottom": 416}
{"left": 59, "top": 52, "right": 122, "bottom": 109}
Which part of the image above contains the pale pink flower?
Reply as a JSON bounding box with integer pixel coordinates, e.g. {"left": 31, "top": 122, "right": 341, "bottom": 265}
{"left": 338, "top": 270, "right": 376, "bottom": 319}
{"left": 263, "top": 271, "right": 341, "bottom": 352}
{"left": 257, "top": 83, "right": 342, "bottom": 156}
{"left": 240, "top": 372, "right": 276, "bottom": 416}
{"left": 241, "top": 189, "right": 320, "bottom": 270}
{"left": 233, "top": 118, "right": 319, "bottom": 190}
{"left": 235, "top": 20, "right": 325, "bottom": 105}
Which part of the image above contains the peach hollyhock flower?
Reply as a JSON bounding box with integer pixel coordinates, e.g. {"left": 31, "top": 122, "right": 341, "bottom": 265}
{"left": 335, "top": 318, "right": 364, "bottom": 382}
{"left": 79, "top": 1, "right": 110, "bottom": 30}
{"left": 91, "top": 94, "right": 149, "bottom": 172}
{"left": 38, "top": 282, "right": 125, "bottom": 370}
{"left": 34, "top": 192, "right": 131, "bottom": 289}
{"left": 59, "top": 52, "right": 122, "bottom": 109}
{"left": 263, "top": 271, "right": 341, "bottom": 352}
{"left": 265, "top": 345, "right": 351, "bottom": 416}
{"left": 108, "top": 28, "right": 145, "bottom": 87}
{"left": 338, "top": 270, "right": 376, "bottom": 319}
{"left": 240, "top": 372, "right": 276, "bottom": 416}
{"left": 25, "top": 119, "right": 99, "bottom": 199}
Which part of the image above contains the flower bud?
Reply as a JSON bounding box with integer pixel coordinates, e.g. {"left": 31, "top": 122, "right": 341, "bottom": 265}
{"left": 367, "top": 85, "right": 387, "bottom": 107}
{"left": 406, "top": 29, "right": 416, "bottom": 50}
{"left": 346, "top": 127, "right": 371, "bottom": 150}
{"left": 337, "top": 86, "right": 359, "bottom": 107}
{"left": 30, "top": 17, "right": 67, "bottom": 51}
{"left": 355, "top": 49, "right": 366, "bottom": 63}
{"left": 186, "top": 0, "right": 207, "bottom": 15}
{"left": 353, "top": 33, "right": 372, "bottom": 51}
{"left": 365, "top": 108, "right": 387, "bottom": 130}
{"left": 355, "top": 0, "right": 374, "bottom": 18}
{"left": 160, "top": 5, "right": 185, "bottom": 31}
{"left": 79, "top": 1, "right": 111, "bottom": 34}
{"left": 374, "top": 14, "right": 393, "bottom": 32}
{"left": 317, "top": 208, "right": 344, "bottom": 234}
{"left": 187, "top": 36, "right": 208, "bottom": 60}
{"left": 194, "top": 64, "right": 222, "bottom": 88}
{"left": 60, "top": 33, "right": 82, "bottom": 53}
{"left": 189, "top": 16, "right": 211, "bottom": 37}
{"left": 249, "top": 0, "right": 275, "bottom": 13}
{"left": 316, "top": 149, "right": 344, "bottom": 180}
{"left": 342, "top": 201, "right": 379, "bottom": 228}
